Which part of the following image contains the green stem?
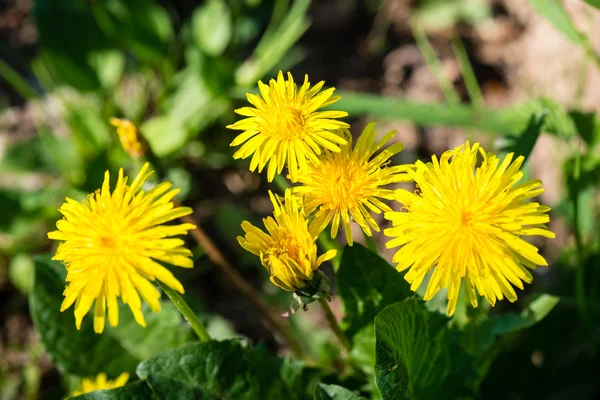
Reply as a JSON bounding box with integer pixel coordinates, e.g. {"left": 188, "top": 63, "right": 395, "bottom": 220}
{"left": 318, "top": 297, "right": 351, "bottom": 352}
{"left": 412, "top": 22, "right": 461, "bottom": 105}
{"left": 451, "top": 36, "right": 484, "bottom": 109}
{"left": 158, "top": 281, "right": 211, "bottom": 342}
{"left": 572, "top": 151, "right": 587, "bottom": 329}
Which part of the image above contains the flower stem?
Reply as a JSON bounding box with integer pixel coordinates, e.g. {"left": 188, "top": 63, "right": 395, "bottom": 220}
{"left": 318, "top": 297, "right": 351, "bottom": 352}
{"left": 157, "top": 281, "right": 211, "bottom": 342}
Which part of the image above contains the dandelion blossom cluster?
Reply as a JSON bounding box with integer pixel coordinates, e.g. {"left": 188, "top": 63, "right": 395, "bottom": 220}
{"left": 294, "top": 122, "right": 412, "bottom": 245}
{"left": 227, "top": 71, "right": 349, "bottom": 182}
{"left": 71, "top": 372, "right": 129, "bottom": 397}
{"left": 48, "top": 163, "right": 195, "bottom": 333}
{"left": 237, "top": 190, "right": 336, "bottom": 291}
{"left": 384, "top": 142, "right": 555, "bottom": 315}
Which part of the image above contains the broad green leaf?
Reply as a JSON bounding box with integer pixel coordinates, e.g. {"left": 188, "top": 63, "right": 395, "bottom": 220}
{"left": 106, "top": 301, "right": 193, "bottom": 361}
{"left": 141, "top": 116, "right": 188, "bottom": 157}
{"left": 460, "top": 295, "right": 559, "bottom": 388}
{"left": 569, "top": 111, "right": 600, "bottom": 146}
{"left": 92, "top": 0, "right": 173, "bottom": 64}
{"left": 192, "top": 0, "right": 233, "bottom": 56}
{"left": 349, "top": 325, "right": 376, "bottom": 376}
{"left": 374, "top": 299, "right": 475, "bottom": 400}
{"left": 29, "top": 256, "right": 192, "bottom": 376}
{"left": 88, "top": 50, "right": 125, "bottom": 89}
{"left": 38, "top": 126, "right": 85, "bottom": 185}
{"left": 316, "top": 384, "right": 366, "bottom": 399}
{"left": 499, "top": 110, "right": 548, "bottom": 164}
{"left": 527, "top": 0, "right": 583, "bottom": 44}
{"left": 349, "top": 325, "right": 381, "bottom": 399}
{"left": 73, "top": 381, "right": 154, "bottom": 399}
{"left": 136, "top": 341, "right": 321, "bottom": 400}
{"left": 462, "top": 295, "right": 560, "bottom": 355}
{"left": 337, "top": 244, "right": 412, "bottom": 338}
{"left": 63, "top": 97, "right": 111, "bottom": 158}
{"left": 34, "top": 0, "right": 110, "bottom": 90}
{"left": 30, "top": 257, "right": 139, "bottom": 376}
{"left": 8, "top": 253, "right": 35, "bottom": 294}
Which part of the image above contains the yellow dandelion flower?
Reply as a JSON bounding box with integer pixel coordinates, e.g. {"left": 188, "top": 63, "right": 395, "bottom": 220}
{"left": 294, "top": 122, "right": 412, "bottom": 245}
{"left": 71, "top": 372, "right": 129, "bottom": 397}
{"left": 48, "top": 163, "right": 195, "bottom": 333}
{"left": 384, "top": 142, "right": 555, "bottom": 315}
{"left": 227, "top": 71, "right": 349, "bottom": 182}
{"left": 110, "top": 118, "right": 145, "bottom": 158}
{"left": 237, "top": 190, "right": 337, "bottom": 291}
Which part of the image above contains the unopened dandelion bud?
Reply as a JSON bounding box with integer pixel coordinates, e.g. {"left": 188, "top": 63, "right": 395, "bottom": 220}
{"left": 237, "top": 190, "right": 336, "bottom": 293}
{"left": 110, "top": 118, "right": 146, "bottom": 158}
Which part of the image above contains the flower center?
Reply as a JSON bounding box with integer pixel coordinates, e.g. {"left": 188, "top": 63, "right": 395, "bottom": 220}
{"left": 327, "top": 160, "right": 368, "bottom": 207}
{"left": 268, "top": 232, "right": 301, "bottom": 261}
{"left": 273, "top": 107, "right": 306, "bottom": 140}
{"left": 460, "top": 210, "right": 473, "bottom": 227}
{"left": 99, "top": 236, "right": 117, "bottom": 248}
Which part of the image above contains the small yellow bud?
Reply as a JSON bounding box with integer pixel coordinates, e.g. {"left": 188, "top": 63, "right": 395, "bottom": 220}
{"left": 110, "top": 118, "right": 145, "bottom": 158}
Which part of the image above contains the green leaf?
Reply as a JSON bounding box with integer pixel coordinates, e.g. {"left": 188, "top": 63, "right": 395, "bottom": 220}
{"left": 527, "top": 0, "right": 583, "bottom": 44}
{"left": 29, "top": 256, "right": 192, "bottom": 377}
{"left": 34, "top": 0, "right": 111, "bottom": 90}
{"left": 235, "top": 0, "right": 311, "bottom": 86}
{"left": 29, "top": 256, "right": 139, "bottom": 376}
{"left": 337, "top": 244, "right": 412, "bottom": 338}
{"left": 569, "top": 111, "right": 600, "bottom": 146}
{"left": 334, "top": 92, "right": 578, "bottom": 138}
{"left": 460, "top": 295, "right": 559, "bottom": 388}
{"left": 0, "top": 58, "right": 41, "bottom": 99}
{"left": 192, "top": 0, "right": 233, "bottom": 56}
{"left": 499, "top": 110, "right": 548, "bottom": 164}
{"left": 462, "top": 295, "right": 560, "bottom": 355}
{"left": 413, "top": 0, "right": 491, "bottom": 31}
{"left": 141, "top": 116, "right": 188, "bottom": 157}
{"left": 73, "top": 381, "right": 155, "bottom": 399}
{"left": 374, "top": 299, "right": 474, "bottom": 400}
{"left": 584, "top": 0, "right": 600, "bottom": 9}
{"left": 316, "top": 384, "right": 366, "bottom": 399}
{"left": 8, "top": 253, "right": 35, "bottom": 294}
{"left": 92, "top": 0, "right": 173, "bottom": 64}
{"left": 136, "top": 341, "right": 321, "bottom": 400}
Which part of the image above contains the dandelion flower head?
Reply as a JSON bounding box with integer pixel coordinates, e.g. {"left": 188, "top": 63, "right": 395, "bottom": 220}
{"left": 227, "top": 71, "right": 349, "bottom": 182}
{"left": 294, "top": 122, "right": 412, "bottom": 245}
{"left": 384, "top": 142, "right": 555, "bottom": 315}
{"left": 237, "top": 190, "right": 336, "bottom": 291}
{"left": 48, "top": 163, "right": 195, "bottom": 333}
{"left": 110, "top": 118, "right": 145, "bottom": 158}
{"left": 71, "top": 372, "right": 129, "bottom": 397}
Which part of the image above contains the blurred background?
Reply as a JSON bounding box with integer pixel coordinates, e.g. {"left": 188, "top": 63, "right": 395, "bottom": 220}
{"left": 1, "top": 0, "right": 600, "bottom": 398}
